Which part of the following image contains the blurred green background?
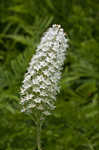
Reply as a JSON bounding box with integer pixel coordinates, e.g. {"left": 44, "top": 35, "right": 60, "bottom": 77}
{"left": 0, "top": 0, "right": 99, "bottom": 149}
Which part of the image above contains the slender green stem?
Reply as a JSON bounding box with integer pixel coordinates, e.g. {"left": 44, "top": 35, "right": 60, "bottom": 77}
{"left": 37, "top": 122, "right": 42, "bottom": 150}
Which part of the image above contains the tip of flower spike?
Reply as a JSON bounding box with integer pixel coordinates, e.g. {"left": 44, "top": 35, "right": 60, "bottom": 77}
{"left": 52, "top": 24, "right": 61, "bottom": 29}
{"left": 52, "top": 24, "right": 68, "bottom": 37}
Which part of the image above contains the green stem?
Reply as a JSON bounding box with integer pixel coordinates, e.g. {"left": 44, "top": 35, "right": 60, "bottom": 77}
{"left": 37, "top": 122, "right": 42, "bottom": 150}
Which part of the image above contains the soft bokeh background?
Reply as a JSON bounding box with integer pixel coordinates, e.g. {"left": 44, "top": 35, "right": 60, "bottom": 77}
{"left": 0, "top": 0, "right": 99, "bottom": 149}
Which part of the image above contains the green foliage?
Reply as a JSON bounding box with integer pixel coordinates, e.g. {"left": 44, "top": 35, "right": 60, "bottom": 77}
{"left": 0, "top": 0, "right": 99, "bottom": 150}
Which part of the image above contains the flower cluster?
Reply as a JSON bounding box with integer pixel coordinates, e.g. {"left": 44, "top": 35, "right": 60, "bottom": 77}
{"left": 20, "top": 24, "right": 68, "bottom": 117}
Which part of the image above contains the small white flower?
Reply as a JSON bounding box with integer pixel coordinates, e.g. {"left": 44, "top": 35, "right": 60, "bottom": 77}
{"left": 45, "top": 57, "right": 51, "bottom": 63}
{"left": 30, "top": 70, "right": 35, "bottom": 75}
{"left": 40, "top": 61, "right": 46, "bottom": 67}
{"left": 42, "top": 70, "right": 49, "bottom": 76}
{"left": 34, "top": 98, "right": 42, "bottom": 103}
{"left": 33, "top": 87, "right": 40, "bottom": 93}
{"left": 40, "top": 91, "right": 48, "bottom": 97}
{"left": 37, "top": 105, "right": 44, "bottom": 110}
{"left": 21, "top": 108, "right": 26, "bottom": 112}
{"left": 43, "top": 111, "right": 51, "bottom": 116}
{"left": 28, "top": 104, "right": 36, "bottom": 108}
{"left": 40, "top": 85, "right": 46, "bottom": 89}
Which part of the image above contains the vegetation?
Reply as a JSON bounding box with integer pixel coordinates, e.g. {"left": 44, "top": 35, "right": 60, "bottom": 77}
{"left": 0, "top": 0, "right": 99, "bottom": 150}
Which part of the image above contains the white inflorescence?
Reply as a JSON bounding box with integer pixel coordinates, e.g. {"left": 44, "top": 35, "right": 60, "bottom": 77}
{"left": 20, "top": 24, "right": 68, "bottom": 116}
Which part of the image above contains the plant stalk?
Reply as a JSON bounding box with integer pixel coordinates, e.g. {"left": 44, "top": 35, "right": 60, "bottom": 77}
{"left": 37, "top": 122, "right": 42, "bottom": 150}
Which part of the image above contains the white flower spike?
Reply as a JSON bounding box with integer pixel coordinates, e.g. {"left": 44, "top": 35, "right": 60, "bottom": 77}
{"left": 20, "top": 24, "right": 68, "bottom": 117}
